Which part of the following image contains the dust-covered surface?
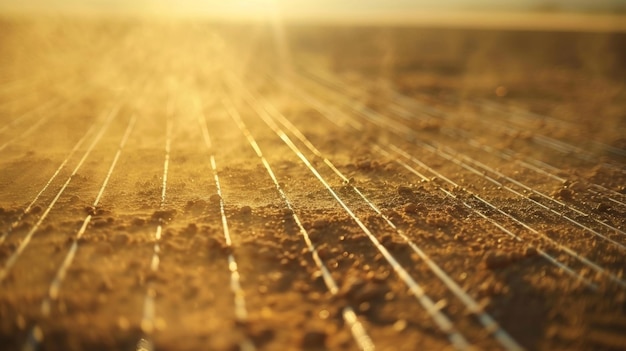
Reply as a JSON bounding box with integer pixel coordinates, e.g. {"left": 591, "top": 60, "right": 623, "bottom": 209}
{"left": 0, "top": 17, "right": 625, "bottom": 351}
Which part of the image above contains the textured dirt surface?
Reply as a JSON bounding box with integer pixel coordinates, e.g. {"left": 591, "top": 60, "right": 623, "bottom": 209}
{"left": 0, "top": 17, "right": 625, "bottom": 351}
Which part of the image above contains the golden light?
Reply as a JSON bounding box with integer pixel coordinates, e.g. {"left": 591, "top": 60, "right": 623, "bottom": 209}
{"left": 0, "top": 1, "right": 625, "bottom": 351}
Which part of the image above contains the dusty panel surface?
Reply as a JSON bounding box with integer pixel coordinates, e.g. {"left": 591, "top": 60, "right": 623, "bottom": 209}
{"left": 0, "top": 17, "right": 625, "bottom": 351}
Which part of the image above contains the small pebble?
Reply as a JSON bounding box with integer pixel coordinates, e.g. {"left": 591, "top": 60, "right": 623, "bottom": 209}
{"left": 113, "top": 233, "right": 130, "bottom": 245}
{"left": 184, "top": 223, "right": 198, "bottom": 234}
{"left": 404, "top": 203, "right": 418, "bottom": 214}
{"left": 358, "top": 302, "right": 371, "bottom": 312}
{"left": 484, "top": 251, "right": 511, "bottom": 269}
{"left": 301, "top": 330, "right": 327, "bottom": 348}
{"left": 524, "top": 246, "right": 538, "bottom": 257}
{"left": 132, "top": 217, "right": 146, "bottom": 226}
{"left": 209, "top": 194, "right": 221, "bottom": 203}
{"left": 312, "top": 219, "right": 329, "bottom": 229}
{"left": 397, "top": 186, "right": 413, "bottom": 196}
{"left": 308, "top": 229, "right": 322, "bottom": 243}
{"left": 318, "top": 310, "right": 330, "bottom": 319}
{"left": 393, "top": 319, "right": 407, "bottom": 332}
{"left": 240, "top": 206, "right": 252, "bottom": 215}
{"left": 100, "top": 277, "right": 113, "bottom": 292}
{"left": 117, "top": 316, "right": 130, "bottom": 330}
{"left": 97, "top": 242, "right": 113, "bottom": 255}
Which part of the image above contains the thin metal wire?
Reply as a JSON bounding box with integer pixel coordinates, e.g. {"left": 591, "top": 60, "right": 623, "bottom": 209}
{"left": 220, "top": 84, "right": 376, "bottom": 351}
{"left": 22, "top": 115, "right": 137, "bottom": 351}
{"left": 197, "top": 96, "right": 256, "bottom": 351}
{"left": 254, "top": 84, "right": 525, "bottom": 350}
{"left": 0, "top": 105, "right": 120, "bottom": 283}
{"left": 227, "top": 73, "right": 472, "bottom": 351}
{"left": 275, "top": 75, "right": 597, "bottom": 292}
{"left": 288, "top": 72, "right": 626, "bottom": 289}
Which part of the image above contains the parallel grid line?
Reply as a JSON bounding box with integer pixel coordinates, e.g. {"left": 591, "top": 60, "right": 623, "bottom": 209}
{"left": 288, "top": 72, "right": 626, "bottom": 289}
{"left": 0, "top": 105, "right": 120, "bottom": 283}
{"left": 220, "top": 87, "right": 375, "bottom": 351}
{"left": 351, "top": 68, "right": 623, "bottom": 168}
{"left": 0, "top": 122, "right": 99, "bottom": 246}
{"left": 297, "top": 71, "right": 626, "bottom": 250}
{"left": 22, "top": 115, "right": 137, "bottom": 351}
{"left": 374, "top": 146, "right": 597, "bottom": 290}
{"left": 387, "top": 87, "right": 626, "bottom": 207}
{"left": 137, "top": 114, "right": 173, "bottom": 351}
{"left": 197, "top": 97, "right": 256, "bottom": 351}
{"left": 473, "top": 99, "right": 626, "bottom": 157}
{"left": 0, "top": 98, "right": 59, "bottom": 135}
{"left": 389, "top": 104, "right": 626, "bottom": 227}
{"left": 439, "top": 145, "right": 626, "bottom": 237}
{"left": 255, "top": 84, "right": 525, "bottom": 350}
{"left": 438, "top": 128, "right": 626, "bottom": 209}
{"left": 0, "top": 112, "right": 53, "bottom": 153}
{"left": 305, "top": 68, "right": 626, "bottom": 208}
{"left": 276, "top": 75, "right": 598, "bottom": 291}
{"left": 226, "top": 73, "right": 472, "bottom": 350}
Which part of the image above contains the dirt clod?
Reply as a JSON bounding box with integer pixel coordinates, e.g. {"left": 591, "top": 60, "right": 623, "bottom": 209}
{"left": 240, "top": 206, "right": 252, "bottom": 215}
{"left": 301, "top": 330, "right": 327, "bottom": 348}
{"left": 397, "top": 186, "right": 413, "bottom": 196}
{"left": 84, "top": 206, "right": 97, "bottom": 215}
{"left": 131, "top": 217, "right": 146, "bottom": 226}
{"left": 312, "top": 219, "right": 329, "bottom": 229}
{"left": 524, "top": 246, "right": 538, "bottom": 257}
{"left": 151, "top": 209, "right": 177, "bottom": 222}
{"left": 209, "top": 194, "right": 221, "bottom": 203}
{"left": 113, "top": 233, "right": 130, "bottom": 245}
{"left": 404, "top": 203, "right": 418, "bottom": 214}
{"left": 484, "top": 251, "right": 512, "bottom": 269}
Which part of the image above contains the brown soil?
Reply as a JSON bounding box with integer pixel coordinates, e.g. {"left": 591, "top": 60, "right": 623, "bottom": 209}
{"left": 0, "top": 16, "right": 625, "bottom": 351}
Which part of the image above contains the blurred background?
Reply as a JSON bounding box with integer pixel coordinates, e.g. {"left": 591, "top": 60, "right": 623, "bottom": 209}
{"left": 1, "top": 0, "right": 626, "bottom": 16}
{"left": 1, "top": 0, "right": 626, "bottom": 28}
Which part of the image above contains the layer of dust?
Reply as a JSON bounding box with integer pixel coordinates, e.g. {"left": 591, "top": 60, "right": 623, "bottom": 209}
{"left": 0, "top": 17, "right": 625, "bottom": 351}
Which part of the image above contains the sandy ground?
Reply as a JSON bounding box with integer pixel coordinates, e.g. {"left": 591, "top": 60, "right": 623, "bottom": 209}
{"left": 0, "top": 17, "right": 625, "bottom": 351}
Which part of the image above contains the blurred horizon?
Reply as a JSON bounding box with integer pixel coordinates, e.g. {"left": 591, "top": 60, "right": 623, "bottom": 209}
{"left": 1, "top": 0, "right": 625, "bottom": 17}
{"left": 1, "top": 1, "right": 625, "bottom": 32}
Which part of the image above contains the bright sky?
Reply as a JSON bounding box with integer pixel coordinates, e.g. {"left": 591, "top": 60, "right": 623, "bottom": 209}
{"left": 1, "top": 0, "right": 624, "bottom": 16}
{"left": 2, "top": 0, "right": 626, "bottom": 32}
